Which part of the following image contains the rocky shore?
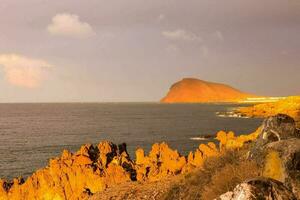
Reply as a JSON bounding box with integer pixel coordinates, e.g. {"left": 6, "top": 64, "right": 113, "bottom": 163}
{"left": 237, "top": 96, "right": 300, "bottom": 126}
{"left": 0, "top": 129, "right": 259, "bottom": 199}
{"left": 1, "top": 114, "right": 299, "bottom": 199}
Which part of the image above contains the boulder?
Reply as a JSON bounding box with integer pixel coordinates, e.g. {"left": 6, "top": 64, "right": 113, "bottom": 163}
{"left": 259, "top": 114, "right": 299, "bottom": 141}
{"left": 246, "top": 114, "right": 300, "bottom": 199}
{"left": 249, "top": 114, "right": 300, "bottom": 159}
{"left": 218, "top": 177, "right": 297, "bottom": 200}
{"left": 262, "top": 139, "right": 300, "bottom": 198}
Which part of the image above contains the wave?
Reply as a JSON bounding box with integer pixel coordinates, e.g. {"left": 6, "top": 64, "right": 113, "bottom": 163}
{"left": 190, "top": 135, "right": 215, "bottom": 141}
{"left": 216, "top": 111, "right": 250, "bottom": 119}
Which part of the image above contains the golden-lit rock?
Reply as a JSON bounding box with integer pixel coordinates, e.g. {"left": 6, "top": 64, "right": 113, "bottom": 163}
{"left": 0, "top": 141, "right": 135, "bottom": 200}
{"left": 161, "top": 78, "right": 255, "bottom": 103}
{"left": 215, "top": 129, "right": 260, "bottom": 151}
{"left": 238, "top": 96, "right": 300, "bottom": 127}
{"left": 0, "top": 127, "right": 265, "bottom": 200}
{"left": 199, "top": 142, "right": 219, "bottom": 158}
{"left": 135, "top": 143, "right": 188, "bottom": 181}
{"left": 73, "top": 155, "right": 93, "bottom": 166}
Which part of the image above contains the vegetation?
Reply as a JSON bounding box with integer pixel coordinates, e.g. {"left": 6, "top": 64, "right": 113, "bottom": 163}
{"left": 163, "top": 149, "right": 262, "bottom": 200}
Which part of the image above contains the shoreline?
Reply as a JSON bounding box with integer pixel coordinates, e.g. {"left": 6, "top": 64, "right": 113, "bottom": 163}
{"left": 0, "top": 128, "right": 260, "bottom": 199}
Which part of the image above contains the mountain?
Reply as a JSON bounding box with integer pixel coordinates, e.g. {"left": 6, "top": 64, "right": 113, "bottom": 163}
{"left": 161, "top": 78, "right": 254, "bottom": 103}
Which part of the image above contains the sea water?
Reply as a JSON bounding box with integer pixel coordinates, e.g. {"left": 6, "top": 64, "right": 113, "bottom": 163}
{"left": 0, "top": 103, "right": 262, "bottom": 179}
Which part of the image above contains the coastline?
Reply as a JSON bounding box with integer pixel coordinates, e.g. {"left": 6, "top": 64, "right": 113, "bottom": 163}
{"left": 1, "top": 99, "right": 299, "bottom": 199}
{"left": 0, "top": 129, "right": 260, "bottom": 199}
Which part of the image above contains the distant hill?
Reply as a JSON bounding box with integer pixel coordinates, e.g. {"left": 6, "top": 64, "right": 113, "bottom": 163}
{"left": 161, "top": 78, "right": 255, "bottom": 103}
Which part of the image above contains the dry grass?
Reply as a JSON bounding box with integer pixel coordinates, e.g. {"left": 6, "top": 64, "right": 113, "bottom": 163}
{"left": 163, "top": 149, "right": 262, "bottom": 200}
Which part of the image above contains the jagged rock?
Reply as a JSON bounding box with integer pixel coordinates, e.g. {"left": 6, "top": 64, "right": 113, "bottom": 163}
{"left": 0, "top": 141, "right": 133, "bottom": 200}
{"left": 218, "top": 177, "right": 297, "bottom": 200}
{"left": 215, "top": 129, "right": 260, "bottom": 151}
{"left": 1, "top": 130, "right": 257, "bottom": 200}
{"left": 135, "top": 143, "right": 187, "bottom": 181}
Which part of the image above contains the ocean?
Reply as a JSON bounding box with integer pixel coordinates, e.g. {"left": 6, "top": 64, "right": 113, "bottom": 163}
{"left": 0, "top": 103, "right": 262, "bottom": 180}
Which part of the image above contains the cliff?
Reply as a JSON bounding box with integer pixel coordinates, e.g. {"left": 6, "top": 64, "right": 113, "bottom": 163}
{"left": 161, "top": 78, "right": 254, "bottom": 103}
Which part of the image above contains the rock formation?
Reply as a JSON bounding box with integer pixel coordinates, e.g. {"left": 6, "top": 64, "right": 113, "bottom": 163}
{"left": 0, "top": 142, "right": 134, "bottom": 200}
{"left": 218, "top": 178, "right": 297, "bottom": 200}
{"left": 1, "top": 114, "right": 299, "bottom": 200}
{"left": 238, "top": 96, "right": 300, "bottom": 126}
{"left": 0, "top": 127, "right": 262, "bottom": 200}
{"left": 0, "top": 141, "right": 225, "bottom": 199}
{"left": 218, "top": 114, "right": 300, "bottom": 199}
{"left": 161, "top": 78, "right": 255, "bottom": 103}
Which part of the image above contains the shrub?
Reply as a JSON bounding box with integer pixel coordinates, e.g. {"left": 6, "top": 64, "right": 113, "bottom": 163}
{"left": 163, "top": 149, "right": 262, "bottom": 200}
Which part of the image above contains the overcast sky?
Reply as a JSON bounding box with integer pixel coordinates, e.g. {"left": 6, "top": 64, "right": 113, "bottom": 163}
{"left": 0, "top": 0, "right": 299, "bottom": 102}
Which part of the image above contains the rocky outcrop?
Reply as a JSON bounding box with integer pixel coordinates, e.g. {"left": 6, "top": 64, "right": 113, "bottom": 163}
{"left": 0, "top": 128, "right": 259, "bottom": 200}
{"left": 0, "top": 141, "right": 134, "bottom": 200}
{"left": 215, "top": 129, "right": 261, "bottom": 150}
{"left": 218, "top": 114, "right": 300, "bottom": 199}
{"left": 161, "top": 78, "right": 255, "bottom": 103}
{"left": 0, "top": 140, "right": 227, "bottom": 199}
{"left": 2, "top": 114, "right": 299, "bottom": 200}
{"left": 238, "top": 96, "right": 300, "bottom": 126}
{"left": 135, "top": 143, "right": 187, "bottom": 181}
{"left": 218, "top": 178, "right": 297, "bottom": 200}
{"left": 263, "top": 139, "right": 300, "bottom": 197}
{"left": 247, "top": 115, "right": 300, "bottom": 198}
{"left": 249, "top": 114, "right": 300, "bottom": 159}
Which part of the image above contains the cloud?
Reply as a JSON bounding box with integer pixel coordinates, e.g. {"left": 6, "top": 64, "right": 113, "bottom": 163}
{"left": 47, "top": 13, "right": 95, "bottom": 38}
{"left": 0, "top": 54, "right": 52, "bottom": 88}
{"left": 162, "top": 29, "right": 202, "bottom": 42}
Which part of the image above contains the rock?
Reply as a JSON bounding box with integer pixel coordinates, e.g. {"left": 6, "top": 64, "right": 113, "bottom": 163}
{"left": 249, "top": 114, "right": 299, "bottom": 159}
{"left": 0, "top": 128, "right": 263, "bottom": 200}
{"left": 260, "top": 114, "right": 299, "bottom": 141}
{"left": 218, "top": 177, "right": 297, "bottom": 200}
{"left": 135, "top": 143, "right": 187, "bottom": 181}
{"left": 262, "top": 139, "right": 300, "bottom": 198}
{"left": 0, "top": 141, "right": 134, "bottom": 200}
{"left": 215, "top": 129, "right": 260, "bottom": 151}
{"left": 237, "top": 96, "right": 300, "bottom": 127}
{"left": 245, "top": 115, "right": 300, "bottom": 199}
{"left": 160, "top": 78, "right": 255, "bottom": 103}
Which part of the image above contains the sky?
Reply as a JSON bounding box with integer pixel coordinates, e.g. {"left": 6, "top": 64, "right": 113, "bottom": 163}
{"left": 0, "top": 0, "right": 299, "bottom": 102}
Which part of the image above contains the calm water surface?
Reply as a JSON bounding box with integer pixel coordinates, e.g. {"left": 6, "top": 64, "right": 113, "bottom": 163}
{"left": 0, "top": 103, "right": 262, "bottom": 179}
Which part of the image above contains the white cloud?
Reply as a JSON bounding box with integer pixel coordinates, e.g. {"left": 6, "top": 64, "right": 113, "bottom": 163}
{"left": 47, "top": 13, "right": 95, "bottom": 38}
{"left": 162, "top": 29, "right": 202, "bottom": 42}
{"left": 0, "top": 54, "right": 52, "bottom": 88}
